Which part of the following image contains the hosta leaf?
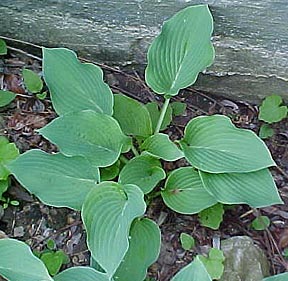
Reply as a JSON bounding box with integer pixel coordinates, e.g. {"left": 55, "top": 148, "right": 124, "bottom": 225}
{"left": 263, "top": 273, "right": 288, "bottom": 281}
{"left": 145, "top": 5, "right": 214, "bottom": 96}
{"left": 0, "top": 179, "right": 8, "bottom": 197}
{"left": 0, "top": 136, "right": 19, "bottom": 180}
{"left": 43, "top": 48, "right": 113, "bottom": 116}
{"left": 0, "top": 39, "right": 7, "bottom": 55}
{"left": 145, "top": 102, "right": 172, "bottom": 131}
{"left": 162, "top": 167, "right": 217, "bottom": 214}
{"left": 259, "top": 95, "right": 287, "bottom": 124}
{"left": 22, "top": 69, "right": 43, "bottom": 93}
{"left": 0, "top": 90, "right": 16, "bottom": 107}
{"left": 114, "top": 218, "right": 161, "bottom": 281}
{"left": 82, "top": 182, "right": 146, "bottom": 278}
{"left": 100, "top": 161, "right": 120, "bottom": 181}
{"left": 119, "top": 155, "right": 165, "bottom": 194}
{"left": 180, "top": 115, "right": 275, "bottom": 173}
{"left": 198, "top": 203, "right": 224, "bottom": 230}
{"left": 171, "top": 256, "right": 212, "bottom": 281}
{"left": 8, "top": 150, "right": 98, "bottom": 210}
{"left": 199, "top": 248, "right": 225, "bottom": 280}
{"left": 54, "top": 267, "right": 111, "bottom": 281}
{"left": 141, "top": 133, "right": 183, "bottom": 161}
{"left": 38, "top": 110, "right": 130, "bottom": 167}
{"left": 0, "top": 238, "right": 53, "bottom": 281}
{"left": 113, "top": 94, "right": 152, "bottom": 137}
{"left": 200, "top": 169, "right": 283, "bottom": 208}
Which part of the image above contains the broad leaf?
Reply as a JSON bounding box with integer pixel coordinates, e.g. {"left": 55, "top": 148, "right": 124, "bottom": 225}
{"left": 198, "top": 203, "right": 224, "bottom": 230}
{"left": 0, "top": 39, "right": 7, "bottom": 55}
{"left": 200, "top": 169, "right": 283, "bottom": 208}
{"left": 0, "top": 90, "right": 16, "bottom": 107}
{"left": 0, "top": 238, "right": 53, "bottom": 281}
{"left": 22, "top": 69, "right": 43, "bottom": 93}
{"left": 180, "top": 115, "right": 275, "bottom": 173}
{"left": 38, "top": 110, "right": 130, "bottom": 167}
{"left": 171, "top": 256, "right": 212, "bottom": 281}
{"left": 259, "top": 95, "right": 287, "bottom": 124}
{"left": 8, "top": 150, "right": 98, "bottom": 210}
{"left": 141, "top": 133, "right": 183, "bottom": 161}
{"left": 54, "top": 267, "right": 111, "bottom": 281}
{"left": 145, "top": 102, "right": 172, "bottom": 131}
{"left": 263, "top": 273, "right": 288, "bottom": 281}
{"left": 113, "top": 94, "right": 152, "bottom": 137}
{"left": 114, "top": 218, "right": 161, "bottom": 281}
{"left": 199, "top": 249, "right": 225, "bottom": 280}
{"left": 82, "top": 182, "right": 146, "bottom": 278}
{"left": 162, "top": 167, "right": 217, "bottom": 214}
{"left": 0, "top": 136, "right": 19, "bottom": 180}
{"left": 145, "top": 5, "right": 214, "bottom": 96}
{"left": 119, "top": 155, "right": 165, "bottom": 194}
{"left": 43, "top": 48, "right": 113, "bottom": 116}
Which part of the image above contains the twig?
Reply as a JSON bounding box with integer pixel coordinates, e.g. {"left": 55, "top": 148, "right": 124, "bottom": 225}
{"left": 7, "top": 46, "right": 42, "bottom": 61}
{"left": 275, "top": 166, "right": 288, "bottom": 181}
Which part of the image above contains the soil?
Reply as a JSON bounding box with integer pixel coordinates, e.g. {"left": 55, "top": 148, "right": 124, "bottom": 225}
{"left": 0, "top": 46, "right": 288, "bottom": 281}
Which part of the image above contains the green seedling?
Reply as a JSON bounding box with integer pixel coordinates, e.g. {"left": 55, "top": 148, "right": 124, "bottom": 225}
{"left": 0, "top": 4, "right": 283, "bottom": 281}
{"left": 251, "top": 215, "right": 270, "bottom": 231}
{"left": 199, "top": 248, "right": 225, "bottom": 280}
{"left": 180, "top": 232, "right": 195, "bottom": 251}
{"left": 199, "top": 203, "right": 224, "bottom": 230}
{"left": 0, "top": 39, "right": 7, "bottom": 55}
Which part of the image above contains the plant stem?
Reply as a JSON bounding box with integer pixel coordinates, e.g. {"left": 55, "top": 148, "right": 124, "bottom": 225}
{"left": 131, "top": 144, "right": 139, "bottom": 156}
{"left": 120, "top": 155, "right": 129, "bottom": 164}
{"left": 154, "top": 97, "right": 171, "bottom": 134}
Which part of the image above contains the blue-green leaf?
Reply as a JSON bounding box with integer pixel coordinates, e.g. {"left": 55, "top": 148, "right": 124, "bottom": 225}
{"left": 82, "top": 182, "right": 146, "bottom": 278}
{"left": 146, "top": 5, "right": 214, "bottom": 96}
{"left": 162, "top": 167, "right": 217, "bottom": 214}
{"left": 113, "top": 94, "right": 152, "bottom": 137}
{"left": 43, "top": 48, "right": 113, "bottom": 116}
{"left": 54, "top": 267, "right": 111, "bottom": 281}
{"left": 0, "top": 238, "right": 53, "bottom": 281}
{"left": 114, "top": 218, "right": 161, "bottom": 281}
{"left": 119, "top": 155, "right": 165, "bottom": 194}
{"left": 171, "top": 256, "right": 212, "bottom": 281}
{"left": 180, "top": 115, "right": 275, "bottom": 173}
{"left": 141, "top": 133, "right": 183, "bottom": 161}
{"left": 200, "top": 169, "right": 283, "bottom": 208}
{"left": 38, "top": 110, "right": 130, "bottom": 168}
{"left": 8, "top": 150, "right": 98, "bottom": 210}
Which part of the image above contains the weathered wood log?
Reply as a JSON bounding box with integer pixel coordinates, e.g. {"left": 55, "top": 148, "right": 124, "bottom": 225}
{"left": 1, "top": 0, "right": 287, "bottom": 102}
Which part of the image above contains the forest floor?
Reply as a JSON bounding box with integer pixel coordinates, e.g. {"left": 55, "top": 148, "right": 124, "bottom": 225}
{"left": 0, "top": 46, "right": 288, "bottom": 280}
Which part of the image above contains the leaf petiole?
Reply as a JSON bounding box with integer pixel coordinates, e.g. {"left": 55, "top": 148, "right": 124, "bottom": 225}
{"left": 154, "top": 98, "right": 171, "bottom": 134}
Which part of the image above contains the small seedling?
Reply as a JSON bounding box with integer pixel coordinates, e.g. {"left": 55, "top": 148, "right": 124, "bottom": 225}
{"left": 0, "top": 39, "right": 7, "bottom": 55}
{"left": 259, "top": 124, "right": 275, "bottom": 139}
{"left": 0, "top": 90, "right": 16, "bottom": 107}
{"left": 180, "top": 232, "right": 195, "bottom": 251}
{"left": 259, "top": 95, "right": 287, "bottom": 124}
{"left": 33, "top": 239, "right": 69, "bottom": 276}
{"left": 251, "top": 215, "right": 270, "bottom": 231}
{"left": 199, "top": 248, "right": 225, "bottom": 280}
{"left": 199, "top": 203, "right": 224, "bottom": 230}
{"left": 0, "top": 195, "right": 19, "bottom": 209}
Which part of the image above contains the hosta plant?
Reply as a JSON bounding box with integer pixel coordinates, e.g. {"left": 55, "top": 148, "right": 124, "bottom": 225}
{"left": 0, "top": 4, "right": 283, "bottom": 281}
